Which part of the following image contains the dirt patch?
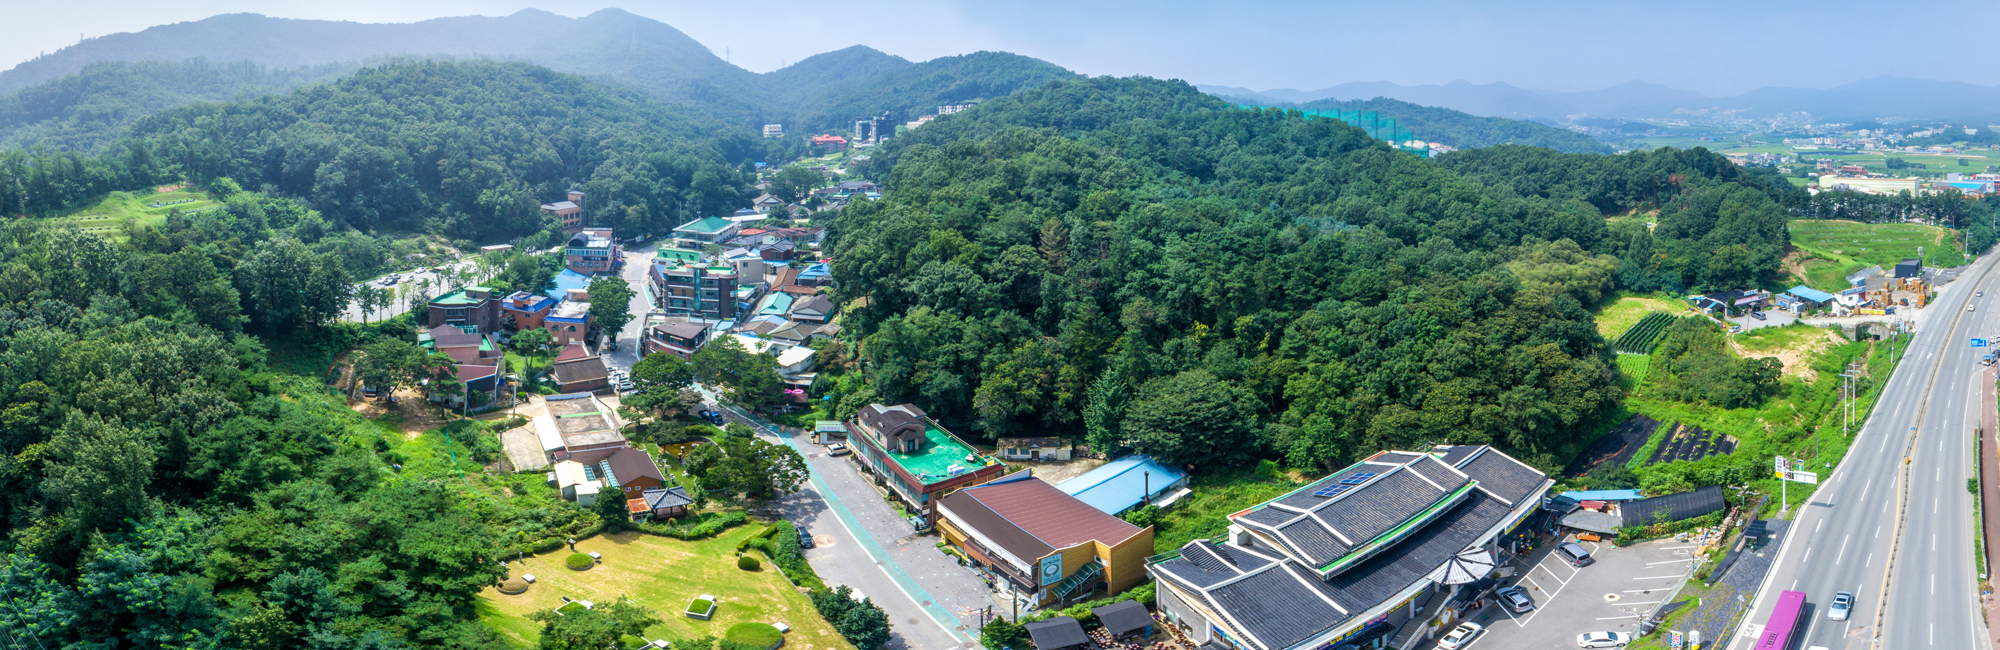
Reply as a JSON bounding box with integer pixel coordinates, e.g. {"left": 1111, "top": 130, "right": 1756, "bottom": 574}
{"left": 349, "top": 387, "right": 453, "bottom": 438}
{"left": 999, "top": 457, "right": 1106, "bottom": 484}
{"left": 1645, "top": 423, "right": 1738, "bottom": 465}
{"left": 500, "top": 427, "right": 549, "bottom": 472}
{"left": 1564, "top": 415, "right": 1662, "bottom": 477}
{"left": 1729, "top": 328, "right": 1842, "bottom": 383}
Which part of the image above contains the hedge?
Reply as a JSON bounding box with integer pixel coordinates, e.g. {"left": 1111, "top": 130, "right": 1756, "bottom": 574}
{"left": 565, "top": 553, "right": 594, "bottom": 570}
{"left": 737, "top": 555, "right": 760, "bottom": 570}
{"left": 1024, "top": 582, "right": 1157, "bottom": 626}
{"left": 725, "top": 622, "right": 784, "bottom": 649}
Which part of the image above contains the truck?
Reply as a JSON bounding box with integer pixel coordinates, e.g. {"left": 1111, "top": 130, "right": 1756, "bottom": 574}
{"left": 1983, "top": 352, "right": 1995, "bottom": 366}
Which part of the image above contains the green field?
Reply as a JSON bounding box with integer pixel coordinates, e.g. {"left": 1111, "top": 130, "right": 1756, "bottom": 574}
{"left": 1789, "top": 219, "right": 1967, "bottom": 290}
{"left": 51, "top": 187, "right": 220, "bottom": 239}
{"left": 1734, "top": 323, "right": 1824, "bottom": 353}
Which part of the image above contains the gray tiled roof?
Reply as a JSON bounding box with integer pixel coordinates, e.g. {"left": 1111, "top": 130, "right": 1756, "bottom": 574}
{"left": 1277, "top": 517, "right": 1350, "bottom": 565}
{"left": 1314, "top": 470, "right": 1447, "bottom": 550}
{"left": 1458, "top": 447, "right": 1547, "bottom": 505}
{"left": 1239, "top": 504, "right": 1297, "bottom": 527}
{"left": 1320, "top": 495, "right": 1514, "bottom": 607}
{"left": 1163, "top": 545, "right": 1255, "bottom": 589}
{"left": 1275, "top": 463, "right": 1396, "bottom": 511}
{"left": 1207, "top": 565, "right": 1346, "bottom": 650}
{"left": 1404, "top": 455, "right": 1472, "bottom": 491}
{"left": 1436, "top": 445, "right": 1482, "bottom": 465}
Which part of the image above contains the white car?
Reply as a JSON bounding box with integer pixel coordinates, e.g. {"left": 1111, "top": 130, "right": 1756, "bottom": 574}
{"left": 1438, "top": 622, "right": 1483, "bottom": 649}
{"left": 1827, "top": 591, "right": 1853, "bottom": 621}
{"left": 1576, "top": 631, "right": 1630, "bottom": 648}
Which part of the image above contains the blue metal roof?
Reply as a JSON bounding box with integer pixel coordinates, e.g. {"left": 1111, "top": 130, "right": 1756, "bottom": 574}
{"left": 1786, "top": 285, "right": 1837, "bottom": 303}
{"left": 1557, "top": 489, "right": 1643, "bottom": 502}
{"left": 1056, "top": 455, "right": 1188, "bottom": 515}
{"left": 546, "top": 269, "right": 592, "bottom": 300}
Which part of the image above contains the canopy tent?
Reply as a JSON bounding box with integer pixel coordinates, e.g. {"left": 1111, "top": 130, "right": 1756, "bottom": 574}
{"left": 1425, "top": 548, "right": 1497, "bottom": 585}
{"left": 1025, "top": 616, "right": 1089, "bottom": 650}
{"left": 1090, "top": 599, "right": 1154, "bottom": 640}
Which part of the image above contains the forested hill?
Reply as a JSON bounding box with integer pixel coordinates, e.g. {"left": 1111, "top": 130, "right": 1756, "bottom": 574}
{"left": 1265, "top": 96, "right": 1611, "bottom": 153}
{"left": 826, "top": 76, "right": 1798, "bottom": 471}
{"left": 0, "top": 9, "right": 1077, "bottom": 150}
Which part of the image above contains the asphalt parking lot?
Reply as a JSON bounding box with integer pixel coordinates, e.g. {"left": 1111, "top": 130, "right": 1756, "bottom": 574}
{"left": 1447, "top": 536, "right": 1700, "bottom": 650}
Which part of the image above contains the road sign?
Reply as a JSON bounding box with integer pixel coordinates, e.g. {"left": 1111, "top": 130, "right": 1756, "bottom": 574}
{"left": 1775, "top": 456, "right": 1788, "bottom": 479}
{"left": 1671, "top": 630, "right": 1684, "bottom": 649}
{"left": 1977, "top": 338, "right": 1990, "bottom": 348}
{"left": 1786, "top": 470, "right": 1819, "bottom": 484}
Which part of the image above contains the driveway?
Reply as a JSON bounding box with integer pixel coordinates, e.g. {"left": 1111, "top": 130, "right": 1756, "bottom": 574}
{"left": 1455, "top": 536, "right": 1701, "bottom": 650}
{"left": 597, "top": 242, "right": 657, "bottom": 373}
{"left": 1728, "top": 309, "right": 1797, "bottom": 332}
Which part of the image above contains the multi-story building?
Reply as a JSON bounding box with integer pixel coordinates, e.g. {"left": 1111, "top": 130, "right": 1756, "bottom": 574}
{"left": 847, "top": 403, "right": 1006, "bottom": 528}
{"left": 499, "top": 291, "right": 556, "bottom": 333}
{"left": 1148, "top": 445, "right": 1552, "bottom": 650}
{"left": 762, "top": 124, "right": 783, "bottom": 139}
{"left": 545, "top": 301, "right": 591, "bottom": 346}
{"left": 671, "top": 216, "right": 742, "bottom": 251}
{"left": 650, "top": 259, "right": 740, "bottom": 321}
{"left": 540, "top": 191, "right": 586, "bottom": 234}
{"left": 643, "top": 321, "right": 712, "bottom": 360}
{"left": 564, "top": 228, "right": 621, "bottom": 274}
{"left": 426, "top": 286, "right": 501, "bottom": 333}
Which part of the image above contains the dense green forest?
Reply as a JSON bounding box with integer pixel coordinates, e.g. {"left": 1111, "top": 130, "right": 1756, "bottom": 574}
{"left": 1217, "top": 95, "right": 1612, "bottom": 154}
{"left": 0, "top": 58, "right": 361, "bottom": 150}
{"left": 825, "top": 77, "right": 1807, "bottom": 471}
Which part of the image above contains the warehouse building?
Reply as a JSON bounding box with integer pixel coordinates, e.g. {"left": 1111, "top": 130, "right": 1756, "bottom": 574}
{"left": 938, "top": 472, "right": 1154, "bottom": 607}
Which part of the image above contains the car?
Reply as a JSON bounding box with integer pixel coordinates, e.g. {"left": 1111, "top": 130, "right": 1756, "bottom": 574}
{"left": 797, "top": 527, "right": 815, "bottom": 549}
{"left": 1971, "top": 304, "right": 1978, "bottom": 312}
{"left": 1556, "top": 542, "right": 1595, "bottom": 567}
{"left": 703, "top": 411, "right": 726, "bottom": 426}
{"left": 827, "top": 442, "right": 850, "bottom": 456}
{"left": 1979, "top": 291, "right": 1985, "bottom": 297}
{"left": 1750, "top": 311, "right": 1767, "bottom": 320}
{"left": 1828, "top": 591, "right": 1853, "bottom": 621}
{"left": 1437, "top": 622, "right": 1482, "bottom": 650}
{"left": 1576, "top": 631, "right": 1630, "bottom": 648}
{"left": 1497, "top": 585, "right": 1534, "bottom": 613}
{"left": 605, "top": 341, "right": 620, "bottom": 351}
{"left": 1729, "top": 325, "right": 1743, "bottom": 334}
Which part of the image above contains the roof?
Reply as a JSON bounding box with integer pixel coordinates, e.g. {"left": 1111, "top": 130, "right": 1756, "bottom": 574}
{"left": 815, "top": 421, "right": 848, "bottom": 433}
{"left": 1024, "top": 617, "right": 1088, "bottom": 650}
{"left": 1787, "top": 285, "right": 1837, "bottom": 303}
{"left": 430, "top": 288, "right": 491, "bottom": 306}
{"left": 940, "top": 472, "right": 1144, "bottom": 563}
{"left": 1056, "top": 454, "right": 1189, "bottom": 515}
{"left": 754, "top": 292, "right": 795, "bottom": 316}
{"left": 553, "top": 354, "right": 608, "bottom": 386}
{"left": 604, "top": 446, "right": 666, "bottom": 486}
{"left": 547, "top": 269, "right": 593, "bottom": 300}
{"left": 655, "top": 321, "right": 710, "bottom": 340}
{"left": 1232, "top": 452, "right": 1475, "bottom": 574}
{"left": 541, "top": 201, "right": 579, "bottom": 211}
{"left": 1620, "top": 485, "right": 1727, "bottom": 528}
{"left": 791, "top": 294, "right": 835, "bottom": 317}
{"left": 1091, "top": 599, "right": 1153, "bottom": 636}
{"left": 555, "top": 343, "right": 592, "bottom": 363}
{"left": 643, "top": 486, "right": 693, "bottom": 510}
{"left": 1556, "top": 489, "right": 1644, "bottom": 502}
{"left": 675, "top": 216, "right": 736, "bottom": 235}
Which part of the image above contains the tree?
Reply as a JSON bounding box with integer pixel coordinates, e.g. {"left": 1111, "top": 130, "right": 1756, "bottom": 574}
{"left": 41, "top": 412, "right": 157, "bottom": 534}
{"left": 595, "top": 483, "right": 632, "bottom": 524}
{"left": 354, "top": 338, "right": 427, "bottom": 395}
{"left": 509, "top": 328, "right": 553, "bottom": 355}
{"left": 1082, "top": 367, "right": 1129, "bottom": 456}
{"left": 235, "top": 238, "right": 353, "bottom": 331}
{"left": 528, "top": 597, "right": 660, "bottom": 650}
{"left": 1121, "top": 370, "right": 1259, "bottom": 467}
{"left": 980, "top": 618, "right": 1030, "bottom": 650}
{"left": 687, "top": 436, "right": 808, "bottom": 501}
{"left": 623, "top": 353, "right": 697, "bottom": 418}
{"left": 587, "top": 277, "right": 637, "bottom": 342}
{"left": 770, "top": 166, "right": 823, "bottom": 204}
{"left": 692, "top": 336, "right": 786, "bottom": 411}
{"left": 424, "top": 351, "right": 464, "bottom": 404}
{"left": 810, "top": 586, "right": 892, "bottom": 649}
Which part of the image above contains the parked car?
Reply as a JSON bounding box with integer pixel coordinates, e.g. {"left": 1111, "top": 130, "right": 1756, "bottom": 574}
{"left": 1576, "top": 631, "right": 1630, "bottom": 648}
{"left": 827, "top": 443, "right": 850, "bottom": 456}
{"left": 1729, "top": 325, "right": 1742, "bottom": 334}
{"left": 1437, "top": 622, "right": 1483, "bottom": 650}
{"left": 1750, "top": 311, "right": 1767, "bottom": 320}
{"left": 1556, "top": 542, "right": 1595, "bottom": 567}
{"left": 1827, "top": 591, "right": 1853, "bottom": 621}
{"left": 702, "top": 410, "right": 725, "bottom": 426}
{"left": 797, "top": 527, "right": 814, "bottom": 549}
{"left": 1497, "top": 585, "right": 1534, "bottom": 613}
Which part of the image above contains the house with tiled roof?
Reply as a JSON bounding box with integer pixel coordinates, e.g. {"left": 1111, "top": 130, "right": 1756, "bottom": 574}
{"left": 1148, "top": 445, "right": 1552, "bottom": 650}
{"left": 938, "top": 472, "right": 1154, "bottom": 607}
{"left": 550, "top": 343, "right": 609, "bottom": 393}
{"left": 644, "top": 321, "right": 712, "bottom": 360}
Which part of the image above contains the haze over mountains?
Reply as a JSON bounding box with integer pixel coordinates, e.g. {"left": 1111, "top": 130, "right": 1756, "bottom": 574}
{"left": 1201, "top": 77, "right": 2000, "bottom": 123}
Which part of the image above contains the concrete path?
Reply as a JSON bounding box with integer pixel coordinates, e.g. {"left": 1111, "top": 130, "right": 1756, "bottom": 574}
{"left": 1980, "top": 364, "right": 2000, "bottom": 646}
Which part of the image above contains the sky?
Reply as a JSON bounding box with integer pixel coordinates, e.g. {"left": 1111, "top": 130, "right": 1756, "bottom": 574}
{"left": 5, "top": 0, "right": 1998, "bottom": 97}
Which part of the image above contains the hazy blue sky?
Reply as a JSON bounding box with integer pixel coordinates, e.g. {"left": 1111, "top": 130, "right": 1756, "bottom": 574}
{"left": 8, "top": 0, "right": 1997, "bottom": 96}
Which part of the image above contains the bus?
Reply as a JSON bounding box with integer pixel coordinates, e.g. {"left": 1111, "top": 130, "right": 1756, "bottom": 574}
{"left": 1754, "top": 590, "right": 1808, "bottom": 650}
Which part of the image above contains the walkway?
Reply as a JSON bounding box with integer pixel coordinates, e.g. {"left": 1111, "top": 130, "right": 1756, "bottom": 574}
{"left": 1685, "top": 519, "right": 1790, "bottom": 646}
{"left": 1980, "top": 364, "right": 2000, "bottom": 646}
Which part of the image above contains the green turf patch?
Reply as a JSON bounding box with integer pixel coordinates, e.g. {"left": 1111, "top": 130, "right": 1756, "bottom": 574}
{"left": 725, "top": 622, "right": 783, "bottom": 649}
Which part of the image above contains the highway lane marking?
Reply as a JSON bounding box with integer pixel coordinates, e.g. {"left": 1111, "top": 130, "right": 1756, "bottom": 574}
{"left": 1935, "top": 497, "right": 1939, "bottom": 513}
{"left": 1836, "top": 535, "right": 1849, "bottom": 564}
{"left": 1933, "top": 533, "right": 1936, "bottom": 551}
{"left": 1816, "top": 519, "right": 1824, "bottom": 533}
{"left": 1801, "top": 547, "right": 1811, "bottom": 564}
{"left": 1932, "top": 573, "right": 1936, "bottom": 595}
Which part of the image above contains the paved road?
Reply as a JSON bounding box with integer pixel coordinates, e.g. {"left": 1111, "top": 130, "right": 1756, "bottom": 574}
{"left": 343, "top": 257, "right": 490, "bottom": 323}
{"left": 1734, "top": 250, "right": 1998, "bottom": 650}
{"left": 598, "top": 243, "right": 657, "bottom": 373}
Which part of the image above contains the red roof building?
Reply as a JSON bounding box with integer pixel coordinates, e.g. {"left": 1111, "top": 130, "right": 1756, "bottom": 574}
{"left": 937, "top": 472, "right": 1153, "bottom": 605}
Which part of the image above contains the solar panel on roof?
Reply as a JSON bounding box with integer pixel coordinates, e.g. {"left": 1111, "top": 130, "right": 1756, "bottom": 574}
{"left": 1312, "top": 485, "right": 1352, "bottom": 498}
{"left": 1339, "top": 472, "right": 1377, "bottom": 485}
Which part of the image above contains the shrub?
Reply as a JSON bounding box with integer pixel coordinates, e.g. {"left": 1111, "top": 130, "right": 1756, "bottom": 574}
{"left": 724, "top": 622, "right": 783, "bottom": 649}
{"left": 566, "top": 553, "right": 594, "bottom": 570}
{"left": 738, "top": 555, "right": 760, "bottom": 570}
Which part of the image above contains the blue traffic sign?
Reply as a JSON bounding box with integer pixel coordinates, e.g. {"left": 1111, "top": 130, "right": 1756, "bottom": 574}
{"left": 1976, "top": 338, "right": 1989, "bottom": 348}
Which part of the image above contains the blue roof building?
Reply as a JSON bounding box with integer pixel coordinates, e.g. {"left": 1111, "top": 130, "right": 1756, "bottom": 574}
{"left": 1786, "top": 285, "right": 1836, "bottom": 303}
{"left": 547, "top": 269, "right": 593, "bottom": 301}
{"left": 1056, "top": 455, "right": 1191, "bottom": 515}
{"left": 1557, "top": 489, "right": 1644, "bottom": 502}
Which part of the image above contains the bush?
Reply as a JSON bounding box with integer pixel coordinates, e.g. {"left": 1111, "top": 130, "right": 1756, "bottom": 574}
{"left": 737, "top": 555, "right": 760, "bottom": 570}
{"left": 566, "top": 553, "right": 594, "bottom": 570}
{"left": 724, "top": 622, "right": 784, "bottom": 649}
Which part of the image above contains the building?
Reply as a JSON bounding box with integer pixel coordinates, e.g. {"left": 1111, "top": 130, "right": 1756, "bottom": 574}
{"left": 1056, "top": 454, "right": 1192, "bottom": 516}
{"left": 728, "top": 333, "right": 815, "bottom": 376}
{"left": 480, "top": 244, "right": 515, "bottom": 254}
{"left": 848, "top": 403, "right": 1006, "bottom": 527}
{"left": 672, "top": 216, "right": 743, "bottom": 251}
{"left": 534, "top": 393, "right": 625, "bottom": 463}
{"left": 500, "top": 291, "right": 557, "bottom": 333}
{"left": 721, "top": 247, "right": 768, "bottom": 280}
{"left": 814, "top": 421, "right": 848, "bottom": 444}
{"left": 426, "top": 329, "right": 503, "bottom": 367}
{"left": 937, "top": 472, "right": 1154, "bottom": 606}
{"left": 644, "top": 321, "right": 712, "bottom": 360}
{"left": 427, "top": 286, "right": 502, "bottom": 333}
{"left": 564, "top": 228, "right": 621, "bottom": 274}
{"left": 809, "top": 134, "right": 848, "bottom": 150}
{"left": 545, "top": 301, "right": 591, "bottom": 347}
{"left": 597, "top": 446, "right": 668, "bottom": 503}
{"left": 1894, "top": 258, "right": 1922, "bottom": 279}
{"left": 1556, "top": 485, "right": 1727, "bottom": 535}
{"left": 996, "top": 438, "right": 1072, "bottom": 462}
{"left": 637, "top": 486, "right": 694, "bottom": 519}
{"left": 1148, "top": 445, "right": 1552, "bottom": 650}
{"left": 541, "top": 191, "right": 586, "bottom": 234}
{"left": 938, "top": 102, "right": 976, "bottom": 115}
{"left": 1692, "top": 289, "right": 1768, "bottom": 316}
{"left": 550, "top": 343, "right": 610, "bottom": 393}
{"left": 1819, "top": 176, "right": 1919, "bottom": 195}
{"left": 762, "top": 124, "right": 783, "bottom": 139}
{"left": 652, "top": 259, "right": 741, "bottom": 321}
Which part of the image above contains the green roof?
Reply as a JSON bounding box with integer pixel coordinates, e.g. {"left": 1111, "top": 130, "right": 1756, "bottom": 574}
{"left": 675, "top": 216, "right": 734, "bottom": 234}
{"left": 656, "top": 249, "right": 700, "bottom": 262}
{"left": 430, "top": 288, "right": 490, "bottom": 306}
{"left": 888, "top": 427, "right": 996, "bottom": 485}
{"left": 755, "top": 292, "right": 795, "bottom": 316}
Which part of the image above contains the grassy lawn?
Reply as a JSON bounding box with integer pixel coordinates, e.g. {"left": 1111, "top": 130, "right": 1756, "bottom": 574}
{"left": 1789, "top": 219, "right": 1965, "bottom": 272}
{"left": 478, "top": 528, "right": 853, "bottom": 650}
{"left": 1595, "top": 296, "right": 1691, "bottom": 339}
{"left": 52, "top": 187, "right": 218, "bottom": 239}
{"left": 1150, "top": 466, "right": 1307, "bottom": 554}
{"left": 1734, "top": 323, "right": 1824, "bottom": 353}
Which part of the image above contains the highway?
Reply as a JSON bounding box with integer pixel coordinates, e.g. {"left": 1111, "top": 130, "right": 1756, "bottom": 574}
{"left": 1733, "top": 251, "right": 1997, "bottom": 650}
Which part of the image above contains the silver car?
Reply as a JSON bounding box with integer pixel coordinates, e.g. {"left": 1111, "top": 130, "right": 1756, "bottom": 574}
{"left": 1827, "top": 591, "right": 1853, "bottom": 621}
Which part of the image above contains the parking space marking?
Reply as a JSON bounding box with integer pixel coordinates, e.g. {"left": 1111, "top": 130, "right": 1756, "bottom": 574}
{"left": 1646, "top": 559, "right": 1694, "bottom": 565}
{"left": 1597, "top": 615, "right": 1642, "bottom": 620}
{"left": 1538, "top": 563, "right": 1570, "bottom": 585}
{"left": 1659, "top": 545, "right": 1698, "bottom": 550}
{"left": 1631, "top": 575, "right": 1682, "bottom": 580}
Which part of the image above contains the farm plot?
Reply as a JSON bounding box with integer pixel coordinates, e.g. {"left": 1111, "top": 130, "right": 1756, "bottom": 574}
{"left": 1644, "top": 422, "right": 1738, "bottom": 465}
{"left": 1563, "top": 414, "right": 1663, "bottom": 477}
{"left": 1788, "top": 219, "right": 1961, "bottom": 270}
{"left": 1614, "top": 312, "right": 1676, "bottom": 354}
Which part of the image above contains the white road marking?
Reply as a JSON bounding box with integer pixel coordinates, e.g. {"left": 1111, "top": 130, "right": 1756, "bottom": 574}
{"left": 1659, "top": 545, "right": 1698, "bottom": 550}
{"left": 1932, "top": 573, "right": 1936, "bottom": 595}
{"left": 1646, "top": 559, "right": 1694, "bottom": 565}
{"left": 1877, "top": 525, "right": 1882, "bottom": 539}
{"left": 1867, "top": 552, "right": 1872, "bottom": 567}
{"left": 1801, "top": 547, "right": 1812, "bottom": 564}
{"left": 1596, "top": 615, "right": 1642, "bottom": 620}
{"left": 1836, "top": 535, "right": 1849, "bottom": 564}
{"left": 1816, "top": 519, "right": 1824, "bottom": 533}
{"left": 1632, "top": 575, "right": 1682, "bottom": 580}
{"left": 1538, "top": 563, "right": 1569, "bottom": 585}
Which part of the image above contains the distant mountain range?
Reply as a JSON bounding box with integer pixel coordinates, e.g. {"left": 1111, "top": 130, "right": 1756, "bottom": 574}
{"left": 1200, "top": 77, "right": 2000, "bottom": 123}
{"left": 0, "top": 9, "right": 1077, "bottom": 149}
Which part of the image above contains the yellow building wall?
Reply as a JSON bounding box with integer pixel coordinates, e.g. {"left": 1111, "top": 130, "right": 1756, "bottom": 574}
{"left": 1038, "top": 526, "right": 1157, "bottom": 602}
